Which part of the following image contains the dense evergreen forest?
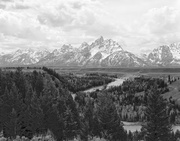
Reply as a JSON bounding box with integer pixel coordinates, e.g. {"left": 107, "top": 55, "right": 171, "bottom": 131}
{"left": 0, "top": 67, "right": 180, "bottom": 141}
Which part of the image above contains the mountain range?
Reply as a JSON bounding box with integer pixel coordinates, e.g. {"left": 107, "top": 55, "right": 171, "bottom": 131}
{"left": 0, "top": 36, "right": 180, "bottom": 67}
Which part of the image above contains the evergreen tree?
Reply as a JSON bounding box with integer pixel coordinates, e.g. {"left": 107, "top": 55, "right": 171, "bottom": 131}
{"left": 97, "top": 94, "right": 126, "bottom": 141}
{"left": 30, "top": 91, "right": 44, "bottom": 135}
{"left": 40, "top": 90, "right": 64, "bottom": 141}
{"left": 84, "top": 100, "right": 94, "bottom": 137}
{"left": 3, "top": 108, "right": 18, "bottom": 138}
{"left": 14, "top": 68, "right": 27, "bottom": 99}
{"left": 1, "top": 87, "right": 12, "bottom": 138}
{"left": 142, "top": 86, "right": 172, "bottom": 141}
{"left": 79, "top": 119, "right": 89, "bottom": 141}
{"left": 63, "top": 106, "right": 79, "bottom": 140}
{"left": 127, "top": 131, "right": 133, "bottom": 141}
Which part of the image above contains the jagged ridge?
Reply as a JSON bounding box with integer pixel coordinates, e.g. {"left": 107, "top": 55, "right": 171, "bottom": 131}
{"left": 3, "top": 37, "right": 180, "bottom": 67}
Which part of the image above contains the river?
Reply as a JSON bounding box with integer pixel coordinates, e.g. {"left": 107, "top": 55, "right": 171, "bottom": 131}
{"left": 84, "top": 77, "right": 128, "bottom": 93}
{"left": 123, "top": 124, "right": 180, "bottom": 133}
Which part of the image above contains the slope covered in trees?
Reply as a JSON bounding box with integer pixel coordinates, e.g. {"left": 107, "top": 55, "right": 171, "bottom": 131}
{"left": 0, "top": 67, "right": 125, "bottom": 140}
{"left": 42, "top": 67, "right": 113, "bottom": 93}
{"left": 0, "top": 67, "right": 179, "bottom": 141}
{"left": 0, "top": 68, "right": 81, "bottom": 140}
{"left": 85, "top": 76, "right": 172, "bottom": 122}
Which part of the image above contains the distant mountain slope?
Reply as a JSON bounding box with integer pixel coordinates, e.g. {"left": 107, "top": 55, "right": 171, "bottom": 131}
{"left": 3, "top": 37, "right": 180, "bottom": 67}
{"left": 0, "top": 48, "right": 50, "bottom": 66}
{"left": 147, "top": 43, "right": 180, "bottom": 66}
{"left": 38, "top": 36, "right": 147, "bottom": 67}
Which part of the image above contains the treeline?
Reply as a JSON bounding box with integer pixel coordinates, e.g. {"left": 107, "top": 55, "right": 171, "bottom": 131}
{"left": 1, "top": 67, "right": 42, "bottom": 70}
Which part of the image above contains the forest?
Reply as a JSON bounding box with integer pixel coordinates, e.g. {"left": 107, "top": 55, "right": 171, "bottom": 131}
{"left": 0, "top": 67, "right": 180, "bottom": 141}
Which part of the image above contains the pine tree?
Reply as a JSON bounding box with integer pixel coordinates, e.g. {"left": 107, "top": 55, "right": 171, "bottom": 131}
{"left": 97, "top": 93, "right": 126, "bottom": 141}
{"left": 30, "top": 91, "right": 44, "bottom": 135}
{"left": 80, "top": 122, "right": 89, "bottom": 141}
{"left": 84, "top": 100, "right": 94, "bottom": 137}
{"left": 127, "top": 131, "right": 133, "bottom": 141}
{"left": 3, "top": 108, "right": 18, "bottom": 138}
{"left": 142, "top": 86, "right": 172, "bottom": 141}
{"left": 63, "top": 106, "right": 79, "bottom": 140}
{"left": 1, "top": 87, "right": 12, "bottom": 138}
{"left": 40, "top": 89, "right": 64, "bottom": 141}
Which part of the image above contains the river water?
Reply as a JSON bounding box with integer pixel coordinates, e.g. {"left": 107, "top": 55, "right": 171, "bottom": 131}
{"left": 84, "top": 77, "right": 127, "bottom": 93}
{"left": 123, "top": 124, "right": 180, "bottom": 132}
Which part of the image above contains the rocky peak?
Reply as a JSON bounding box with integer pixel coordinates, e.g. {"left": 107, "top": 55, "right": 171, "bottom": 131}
{"left": 80, "top": 42, "right": 89, "bottom": 49}
{"left": 169, "top": 43, "right": 180, "bottom": 50}
{"left": 61, "top": 44, "right": 73, "bottom": 53}
{"left": 91, "top": 36, "right": 104, "bottom": 46}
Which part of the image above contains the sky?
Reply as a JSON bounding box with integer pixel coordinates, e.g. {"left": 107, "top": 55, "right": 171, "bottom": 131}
{"left": 0, "top": 0, "right": 180, "bottom": 54}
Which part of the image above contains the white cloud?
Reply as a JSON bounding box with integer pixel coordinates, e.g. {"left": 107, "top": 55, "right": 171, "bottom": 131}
{"left": 0, "top": 0, "right": 125, "bottom": 52}
{"left": 0, "top": 0, "right": 179, "bottom": 54}
{"left": 125, "top": 6, "right": 180, "bottom": 54}
{"left": 36, "top": 0, "right": 123, "bottom": 37}
{"left": 142, "top": 7, "right": 180, "bottom": 35}
{"left": 0, "top": 8, "right": 66, "bottom": 51}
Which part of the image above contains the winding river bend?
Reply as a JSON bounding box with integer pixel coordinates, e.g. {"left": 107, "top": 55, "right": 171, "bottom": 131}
{"left": 84, "top": 77, "right": 128, "bottom": 93}
{"left": 123, "top": 122, "right": 180, "bottom": 132}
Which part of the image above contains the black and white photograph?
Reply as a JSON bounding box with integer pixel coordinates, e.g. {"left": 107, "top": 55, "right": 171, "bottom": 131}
{"left": 0, "top": 0, "right": 180, "bottom": 140}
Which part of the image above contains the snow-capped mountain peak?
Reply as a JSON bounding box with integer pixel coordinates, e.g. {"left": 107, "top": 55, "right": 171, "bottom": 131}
{"left": 0, "top": 37, "right": 148, "bottom": 67}
{"left": 61, "top": 44, "right": 73, "bottom": 53}
{"left": 4, "top": 37, "right": 180, "bottom": 67}
{"left": 80, "top": 42, "right": 89, "bottom": 49}
{"left": 93, "top": 36, "right": 104, "bottom": 46}
{"left": 146, "top": 42, "right": 180, "bottom": 66}
{"left": 168, "top": 43, "right": 180, "bottom": 60}
{"left": 0, "top": 48, "right": 50, "bottom": 65}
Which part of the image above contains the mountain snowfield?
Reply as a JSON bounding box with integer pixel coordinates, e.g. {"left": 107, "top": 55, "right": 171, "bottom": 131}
{"left": 0, "top": 48, "right": 50, "bottom": 66}
{"left": 0, "top": 37, "right": 180, "bottom": 67}
{"left": 147, "top": 43, "right": 180, "bottom": 66}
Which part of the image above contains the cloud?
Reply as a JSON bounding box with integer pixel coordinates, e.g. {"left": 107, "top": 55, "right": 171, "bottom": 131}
{"left": 0, "top": 10, "right": 63, "bottom": 41}
{"left": 13, "top": 4, "right": 30, "bottom": 9}
{"left": 143, "top": 7, "right": 180, "bottom": 35}
{"left": 1, "top": 0, "right": 14, "bottom": 2}
{"left": 37, "top": 0, "right": 124, "bottom": 37}
{"left": 0, "top": 9, "right": 66, "bottom": 52}
{"left": 0, "top": 0, "right": 30, "bottom": 10}
{"left": 0, "top": 4, "right": 6, "bottom": 9}
{"left": 0, "top": 0, "right": 179, "bottom": 54}
{"left": 0, "top": 0, "right": 124, "bottom": 52}
{"left": 125, "top": 6, "right": 180, "bottom": 53}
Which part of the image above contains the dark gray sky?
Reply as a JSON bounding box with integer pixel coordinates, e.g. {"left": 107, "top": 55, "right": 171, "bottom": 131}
{"left": 0, "top": 0, "right": 179, "bottom": 54}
